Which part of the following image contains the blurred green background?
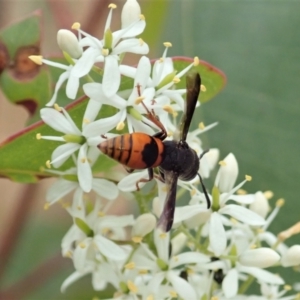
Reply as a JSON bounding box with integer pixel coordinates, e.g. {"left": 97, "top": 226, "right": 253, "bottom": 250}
{"left": 0, "top": 0, "right": 299, "bottom": 299}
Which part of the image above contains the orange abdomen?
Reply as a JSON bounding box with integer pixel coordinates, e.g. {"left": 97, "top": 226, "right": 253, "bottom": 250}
{"left": 98, "top": 133, "right": 165, "bottom": 169}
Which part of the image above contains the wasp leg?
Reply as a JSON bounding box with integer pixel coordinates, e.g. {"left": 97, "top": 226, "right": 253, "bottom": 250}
{"left": 136, "top": 168, "right": 153, "bottom": 191}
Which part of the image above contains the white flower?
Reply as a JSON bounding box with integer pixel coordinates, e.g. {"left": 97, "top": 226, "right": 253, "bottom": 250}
{"left": 29, "top": 55, "right": 81, "bottom": 105}
{"left": 39, "top": 106, "right": 121, "bottom": 192}
{"left": 71, "top": 5, "right": 149, "bottom": 98}
{"left": 174, "top": 154, "right": 265, "bottom": 257}
{"left": 281, "top": 245, "right": 300, "bottom": 267}
{"left": 133, "top": 229, "right": 210, "bottom": 300}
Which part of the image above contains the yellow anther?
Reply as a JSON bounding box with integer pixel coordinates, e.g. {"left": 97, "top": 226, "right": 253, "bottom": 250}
{"left": 159, "top": 57, "right": 164, "bottom": 63}
{"left": 116, "top": 121, "right": 125, "bottom": 131}
{"left": 54, "top": 103, "right": 62, "bottom": 111}
{"left": 77, "top": 205, "right": 82, "bottom": 210}
{"left": 237, "top": 188, "right": 247, "bottom": 195}
{"left": 139, "top": 38, "right": 144, "bottom": 45}
{"left": 172, "top": 255, "right": 179, "bottom": 262}
{"left": 71, "top": 22, "right": 81, "bottom": 30}
{"left": 284, "top": 285, "right": 292, "bottom": 291}
{"left": 64, "top": 250, "right": 73, "bottom": 258}
{"left": 125, "top": 262, "right": 135, "bottom": 270}
{"left": 187, "top": 268, "right": 195, "bottom": 275}
{"left": 79, "top": 242, "right": 86, "bottom": 249}
{"left": 193, "top": 56, "right": 200, "bottom": 66}
{"left": 139, "top": 14, "right": 145, "bottom": 21}
{"left": 28, "top": 55, "right": 43, "bottom": 65}
{"left": 163, "top": 105, "right": 175, "bottom": 114}
{"left": 276, "top": 198, "right": 285, "bottom": 207}
{"left": 146, "top": 296, "right": 154, "bottom": 300}
{"left": 190, "top": 189, "right": 196, "bottom": 196}
{"left": 218, "top": 160, "right": 226, "bottom": 166}
{"left": 198, "top": 122, "right": 205, "bottom": 129}
{"left": 83, "top": 118, "right": 90, "bottom": 124}
{"left": 159, "top": 232, "right": 167, "bottom": 239}
{"left": 163, "top": 42, "right": 172, "bottom": 48}
{"left": 135, "top": 96, "right": 145, "bottom": 105}
{"left": 139, "top": 269, "right": 148, "bottom": 275}
{"left": 44, "top": 202, "right": 50, "bottom": 210}
{"left": 46, "top": 160, "right": 51, "bottom": 168}
{"left": 108, "top": 3, "right": 117, "bottom": 9}
{"left": 264, "top": 190, "right": 274, "bottom": 199}
{"left": 102, "top": 227, "right": 110, "bottom": 234}
{"left": 201, "top": 84, "right": 207, "bottom": 92}
{"left": 127, "top": 280, "right": 138, "bottom": 293}
{"left": 61, "top": 201, "right": 71, "bottom": 209}
{"left": 230, "top": 217, "right": 238, "bottom": 224}
{"left": 80, "top": 157, "right": 86, "bottom": 163}
{"left": 245, "top": 175, "right": 252, "bottom": 181}
{"left": 36, "top": 133, "right": 42, "bottom": 140}
{"left": 39, "top": 166, "right": 45, "bottom": 172}
{"left": 132, "top": 236, "right": 143, "bottom": 243}
{"left": 169, "top": 290, "right": 177, "bottom": 298}
{"left": 173, "top": 77, "right": 180, "bottom": 83}
{"left": 102, "top": 48, "right": 109, "bottom": 56}
{"left": 98, "top": 211, "right": 105, "bottom": 217}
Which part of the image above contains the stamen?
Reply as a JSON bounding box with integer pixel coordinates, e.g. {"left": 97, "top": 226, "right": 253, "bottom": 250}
{"left": 116, "top": 121, "right": 125, "bottom": 131}
{"left": 245, "top": 175, "right": 252, "bottom": 181}
{"left": 46, "top": 160, "right": 51, "bottom": 168}
{"left": 264, "top": 190, "right": 274, "bottom": 199}
{"left": 54, "top": 103, "right": 62, "bottom": 111}
{"left": 81, "top": 157, "right": 86, "bottom": 163}
{"left": 139, "top": 14, "right": 145, "bottom": 21}
{"left": 36, "top": 133, "right": 42, "bottom": 140}
{"left": 132, "top": 236, "right": 142, "bottom": 243}
{"left": 193, "top": 56, "right": 200, "bottom": 66}
{"left": 71, "top": 22, "right": 81, "bottom": 30}
{"left": 79, "top": 242, "right": 86, "bottom": 249}
{"left": 102, "top": 48, "right": 109, "bottom": 56}
{"left": 44, "top": 203, "right": 50, "bottom": 210}
{"left": 98, "top": 211, "right": 105, "bottom": 217}
{"left": 198, "top": 122, "right": 205, "bottom": 129}
{"left": 284, "top": 285, "right": 292, "bottom": 291}
{"left": 135, "top": 96, "right": 145, "bottom": 105}
{"left": 159, "top": 232, "right": 167, "bottom": 239}
{"left": 108, "top": 3, "right": 117, "bottom": 9}
{"left": 173, "top": 77, "right": 180, "bottom": 83}
{"left": 127, "top": 280, "right": 138, "bottom": 293}
{"left": 163, "top": 105, "right": 175, "bottom": 114}
{"left": 64, "top": 250, "right": 73, "bottom": 258}
{"left": 83, "top": 118, "right": 90, "bottom": 124}
{"left": 159, "top": 57, "right": 164, "bottom": 63}
{"left": 201, "top": 84, "right": 207, "bottom": 92}
{"left": 28, "top": 55, "right": 43, "bottom": 65}
{"left": 169, "top": 291, "right": 177, "bottom": 298}
{"left": 139, "top": 38, "right": 144, "bottom": 45}
{"left": 219, "top": 160, "right": 226, "bottom": 166}
{"left": 237, "top": 189, "right": 247, "bottom": 195}
{"left": 125, "top": 262, "right": 135, "bottom": 270}
{"left": 163, "top": 42, "right": 172, "bottom": 48}
{"left": 276, "top": 198, "right": 285, "bottom": 207}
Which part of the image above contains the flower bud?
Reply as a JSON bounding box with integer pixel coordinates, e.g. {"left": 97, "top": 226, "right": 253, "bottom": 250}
{"left": 57, "top": 29, "right": 82, "bottom": 59}
{"left": 249, "top": 191, "right": 270, "bottom": 218}
{"left": 131, "top": 213, "right": 156, "bottom": 242}
{"left": 239, "top": 248, "right": 280, "bottom": 268}
{"left": 281, "top": 245, "right": 300, "bottom": 267}
{"left": 214, "top": 153, "right": 238, "bottom": 193}
{"left": 121, "top": 0, "right": 141, "bottom": 28}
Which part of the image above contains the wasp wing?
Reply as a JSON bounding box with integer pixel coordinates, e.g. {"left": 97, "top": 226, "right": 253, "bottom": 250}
{"left": 157, "top": 170, "right": 179, "bottom": 232}
{"left": 179, "top": 72, "right": 201, "bottom": 142}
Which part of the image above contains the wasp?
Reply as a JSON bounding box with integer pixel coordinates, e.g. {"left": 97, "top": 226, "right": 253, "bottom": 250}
{"left": 98, "top": 72, "right": 211, "bottom": 232}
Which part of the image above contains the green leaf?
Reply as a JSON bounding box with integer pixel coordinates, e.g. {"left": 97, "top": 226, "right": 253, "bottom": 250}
{"left": 0, "top": 57, "right": 225, "bottom": 183}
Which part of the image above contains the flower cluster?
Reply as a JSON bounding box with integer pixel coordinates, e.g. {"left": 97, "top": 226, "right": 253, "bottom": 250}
{"left": 31, "top": 0, "right": 300, "bottom": 298}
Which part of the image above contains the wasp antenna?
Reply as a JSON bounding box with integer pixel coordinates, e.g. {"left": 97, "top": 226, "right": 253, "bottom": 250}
{"left": 199, "top": 149, "right": 210, "bottom": 160}
{"left": 197, "top": 173, "right": 211, "bottom": 209}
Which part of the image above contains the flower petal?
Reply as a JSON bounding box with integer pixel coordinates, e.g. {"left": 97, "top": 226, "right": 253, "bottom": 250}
{"left": 94, "top": 235, "right": 127, "bottom": 260}
{"left": 209, "top": 212, "right": 227, "bottom": 256}
{"left": 219, "top": 204, "right": 266, "bottom": 226}
{"left": 222, "top": 268, "right": 238, "bottom": 298}
{"left": 92, "top": 178, "right": 118, "bottom": 200}
{"left": 77, "top": 144, "right": 92, "bottom": 192}
{"left": 102, "top": 55, "right": 120, "bottom": 97}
